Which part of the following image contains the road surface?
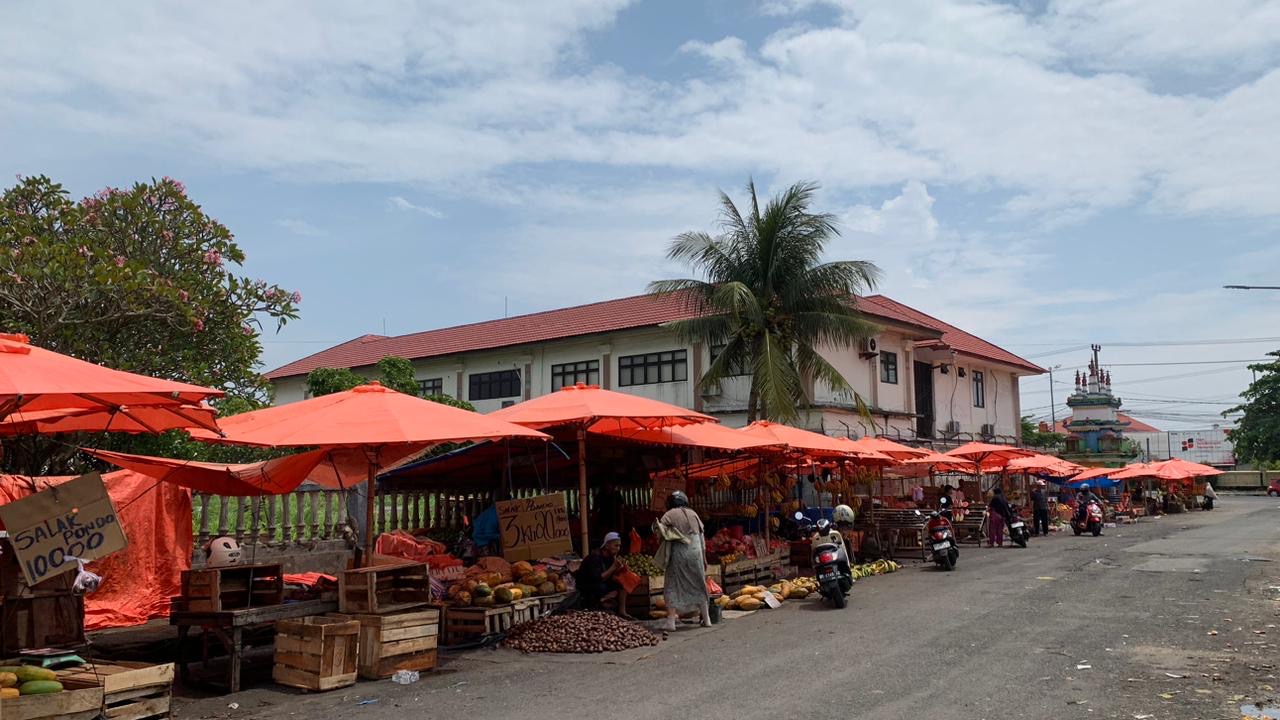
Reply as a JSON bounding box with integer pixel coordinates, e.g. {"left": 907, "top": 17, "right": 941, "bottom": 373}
{"left": 178, "top": 495, "right": 1280, "bottom": 720}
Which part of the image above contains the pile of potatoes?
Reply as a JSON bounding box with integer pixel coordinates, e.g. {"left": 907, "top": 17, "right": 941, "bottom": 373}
{"left": 504, "top": 611, "right": 660, "bottom": 654}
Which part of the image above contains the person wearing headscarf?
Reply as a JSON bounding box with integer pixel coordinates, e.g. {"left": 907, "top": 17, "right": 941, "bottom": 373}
{"left": 987, "top": 486, "right": 1014, "bottom": 548}
{"left": 574, "top": 531, "right": 630, "bottom": 617}
{"left": 655, "top": 491, "right": 709, "bottom": 630}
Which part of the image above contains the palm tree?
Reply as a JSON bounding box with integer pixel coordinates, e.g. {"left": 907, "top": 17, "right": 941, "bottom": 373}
{"left": 649, "top": 180, "right": 881, "bottom": 423}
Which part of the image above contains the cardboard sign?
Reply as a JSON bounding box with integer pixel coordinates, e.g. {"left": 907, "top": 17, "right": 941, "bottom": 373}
{"left": 651, "top": 474, "right": 688, "bottom": 511}
{"left": 762, "top": 591, "right": 781, "bottom": 609}
{"left": 0, "top": 472, "right": 127, "bottom": 586}
{"left": 496, "top": 492, "right": 572, "bottom": 562}
{"left": 751, "top": 537, "right": 769, "bottom": 561}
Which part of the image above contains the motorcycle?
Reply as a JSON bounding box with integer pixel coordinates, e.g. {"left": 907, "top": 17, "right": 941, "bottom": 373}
{"left": 1071, "top": 500, "right": 1104, "bottom": 537}
{"left": 1007, "top": 505, "right": 1029, "bottom": 548}
{"left": 921, "top": 510, "right": 959, "bottom": 571}
{"left": 794, "top": 511, "right": 853, "bottom": 608}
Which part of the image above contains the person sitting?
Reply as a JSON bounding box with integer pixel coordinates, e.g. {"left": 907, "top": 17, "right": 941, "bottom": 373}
{"left": 574, "top": 532, "right": 631, "bottom": 618}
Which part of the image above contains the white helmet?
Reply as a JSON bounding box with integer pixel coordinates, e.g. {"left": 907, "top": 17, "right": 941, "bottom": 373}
{"left": 206, "top": 536, "right": 242, "bottom": 567}
{"left": 833, "top": 504, "right": 856, "bottom": 525}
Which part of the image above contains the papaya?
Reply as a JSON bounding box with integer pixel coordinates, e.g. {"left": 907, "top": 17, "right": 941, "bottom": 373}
{"left": 18, "top": 680, "right": 62, "bottom": 695}
{"left": 789, "top": 588, "right": 809, "bottom": 599}
{"left": 511, "top": 561, "right": 534, "bottom": 577}
{"left": 653, "top": 597, "right": 666, "bottom": 610}
{"left": 14, "top": 667, "right": 55, "bottom": 683}
{"left": 473, "top": 583, "right": 492, "bottom": 598}
{"left": 517, "top": 584, "right": 538, "bottom": 599}
{"left": 714, "top": 595, "right": 732, "bottom": 608}
{"left": 0, "top": 687, "right": 17, "bottom": 699}
{"left": 736, "top": 597, "right": 763, "bottom": 611}
{"left": 554, "top": 580, "right": 567, "bottom": 593}
{"left": 473, "top": 595, "right": 495, "bottom": 607}
{"left": 0, "top": 673, "right": 14, "bottom": 689}
{"left": 494, "top": 587, "right": 515, "bottom": 603}
{"left": 546, "top": 571, "right": 560, "bottom": 583}
{"left": 537, "top": 581, "right": 556, "bottom": 596}
{"left": 526, "top": 571, "right": 548, "bottom": 586}
{"left": 454, "top": 591, "right": 472, "bottom": 607}
{"left": 462, "top": 579, "right": 479, "bottom": 593}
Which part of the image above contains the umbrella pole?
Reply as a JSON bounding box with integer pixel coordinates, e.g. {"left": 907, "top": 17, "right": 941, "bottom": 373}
{"left": 364, "top": 450, "right": 378, "bottom": 568}
{"left": 578, "top": 427, "right": 589, "bottom": 557}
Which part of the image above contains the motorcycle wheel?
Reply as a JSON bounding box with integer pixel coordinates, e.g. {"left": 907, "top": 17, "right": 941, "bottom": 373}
{"left": 1072, "top": 526, "right": 1082, "bottom": 536}
{"left": 831, "top": 590, "right": 847, "bottom": 609}
{"left": 1014, "top": 535, "right": 1027, "bottom": 548}
{"left": 1090, "top": 522, "right": 1102, "bottom": 537}
{"left": 941, "top": 553, "right": 955, "bottom": 572}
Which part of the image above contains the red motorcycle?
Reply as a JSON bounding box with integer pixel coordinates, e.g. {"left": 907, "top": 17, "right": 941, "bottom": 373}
{"left": 923, "top": 510, "right": 959, "bottom": 571}
{"left": 1071, "top": 500, "right": 1104, "bottom": 537}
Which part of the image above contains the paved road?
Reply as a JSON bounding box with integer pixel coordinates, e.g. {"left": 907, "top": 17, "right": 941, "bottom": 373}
{"left": 179, "top": 496, "right": 1280, "bottom": 720}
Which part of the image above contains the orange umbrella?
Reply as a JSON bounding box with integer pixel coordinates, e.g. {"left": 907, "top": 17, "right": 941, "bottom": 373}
{"left": 592, "top": 422, "right": 782, "bottom": 452}
{"left": 0, "top": 333, "right": 223, "bottom": 432}
{"left": 1110, "top": 458, "right": 1225, "bottom": 482}
{"left": 944, "top": 441, "right": 1034, "bottom": 478}
{"left": 491, "top": 383, "right": 713, "bottom": 553}
{"left": 843, "top": 436, "right": 930, "bottom": 461}
{"left": 86, "top": 447, "right": 336, "bottom": 495}
{"left": 1070, "top": 466, "right": 1118, "bottom": 483}
{"left": 193, "top": 382, "right": 549, "bottom": 561}
{"left": 901, "top": 450, "right": 983, "bottom": 474}
{"left": 738, "top": 421, "right": 892, "bottom": 462}
{"left": 1005, "top": 454, "right": 1084, "bottom": 477}
{"left": 0, "top": 404, "right": 218, "bottom": 436}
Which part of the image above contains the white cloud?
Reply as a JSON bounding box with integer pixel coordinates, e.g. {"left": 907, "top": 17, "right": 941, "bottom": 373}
{"left": 387, "top": 196, "right": 444, "bottom": 218}
{"left": 276, "top": 218, "right": 325, "bottom": 237}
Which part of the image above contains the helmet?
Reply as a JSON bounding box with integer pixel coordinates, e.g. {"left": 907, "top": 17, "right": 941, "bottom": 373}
{"left": 206, "top": 536, "right": 242, "bottom": 567}
{"left": 666, "top": 490, "right": 689, "bottom": 509}
{"left": 833, "top": 504, "right": 856, "bottom": 525}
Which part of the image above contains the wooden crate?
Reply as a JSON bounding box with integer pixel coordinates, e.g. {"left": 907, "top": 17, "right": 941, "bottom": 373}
{"left": 59, "top": 661, "right": 174, "bottom": 720}
{"left": 272, "top": 616, "right": 359, "bottom": 691}
{"left": 339, "top": 562, "right": 431, "bottom": 614}
{"left": 715, "top": 558, "right": 759, "bottom": 594}
{"left": 536, "top": 593, "right": 570, "bottom": 617}
{"left": 180, "top": 563, "right": 283, "bottom": 612}
{"left": 625, "top": 575, "right": 665, "bottom": 615}
{"left": 443, "top": 605, "right": 511, "bottom": 645}
{"left": 509, "top": 598, "right": 540, "bottom": 627}
{"left": 330, "top": 607, "right": 440, "bottom": 680}
{"left": 0, "top": 676, "right": 103, "bottom": 720}
{"left": 0, "top": 539, "right": 85, "bottom": 654}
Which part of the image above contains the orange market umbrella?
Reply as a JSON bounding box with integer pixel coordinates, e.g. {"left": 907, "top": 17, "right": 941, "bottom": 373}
{"left": 0, "top": 333, "right": 223, "bottom": 432}
{"left": 901, "top": 450, "right": 983, "bottom": 474}
{"left": 193, "top": 382, "right": 550, "bottom": 562}
{"left": 1110, "top": 458, "right": 1225, "bottom": 482}
{"left": 738, "top": 421, "right": 892, "bottom": 462}
{"left": 1005, "top": 454, "right": 1084, "bottom": 477}
{"left": 844, "top": 436, "right": 930, "bottom": 461}
{"left": 491, "top": 383, "right": 714, "bottom": 553}
{"left": 1069, "top": 466, "right": 1118, "bottom": 484}
{"left": 85, "top": 447, "right": 338, "bottom": 495}
{"left": 592, "top": 421, "right": 782, "bottom": 453}
{"left": 944, "top": 441, "right": 1034, "bottom": 478}
{"left": 0, "top": 404, "right": 218, "bottom": 436}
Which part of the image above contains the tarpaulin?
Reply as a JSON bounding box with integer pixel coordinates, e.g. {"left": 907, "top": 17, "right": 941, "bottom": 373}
{"left": 0, "top": 469, "right": 192, "bottom": 631}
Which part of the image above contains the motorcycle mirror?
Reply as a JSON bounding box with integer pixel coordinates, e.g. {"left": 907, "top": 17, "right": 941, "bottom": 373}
{"left": 793, "top": 511, "right": 805, "bottom": 521}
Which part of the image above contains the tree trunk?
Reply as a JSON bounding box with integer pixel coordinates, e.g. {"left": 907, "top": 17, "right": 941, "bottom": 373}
{"left": 747, "top": 383, "right": 759, "bottom": 423}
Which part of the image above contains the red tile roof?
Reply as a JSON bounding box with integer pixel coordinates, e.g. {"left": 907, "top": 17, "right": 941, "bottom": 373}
{"left": 265, "top": 291, "right": 1039, "bottom": 380}
{"left": 1054, "top": 412, "right": 1162, "bottom": 434}
{"left": 857, "top": 295, "right": 1046, "bottom": 374}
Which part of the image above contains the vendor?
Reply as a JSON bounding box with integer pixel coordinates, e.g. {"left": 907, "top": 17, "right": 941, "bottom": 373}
{"left": 574, "top": 531, "right": 630, "bottom": 618}
{"left": 938, "top": 484, "right": 955, "bottom": 518}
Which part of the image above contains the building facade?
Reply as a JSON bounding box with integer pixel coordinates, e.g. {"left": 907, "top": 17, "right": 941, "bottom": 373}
{"left": 266, "top": 293, "right": 1044, "bottom": 444}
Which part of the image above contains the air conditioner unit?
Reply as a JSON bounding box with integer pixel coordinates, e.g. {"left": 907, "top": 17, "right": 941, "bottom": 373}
{"left": 980, "top": 423, "right": 995, "bottom": 438}
{"left": 942, "top": 420, "right": 961, "bottom": 437}
{"left": 858, "top": 337, "right": 879, "bottom": 358}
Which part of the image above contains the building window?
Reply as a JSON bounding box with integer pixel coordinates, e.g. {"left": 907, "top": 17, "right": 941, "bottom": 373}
{"left": 972, "top": 370, "right": 985, "bottom": 408}
{"left": 709, "top": 345, "right": 749, "bottom": 377}
{"left": 417, "top": 378, "right": 443, "bottom": 396}
{"left": 879, "top": 351, "right": 899, "bottom": 384}
{"left": 469, "top": 370, "right": 521, "bottom": 401}
{"left": 551, "top": 360, "right": 599, "bottom": 391}
{"left": 618, "top": 350, "right": 688, "bottom": 387}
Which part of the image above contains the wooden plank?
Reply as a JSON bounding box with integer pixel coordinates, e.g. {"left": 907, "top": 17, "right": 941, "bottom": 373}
{"left": 0, "top": 686, "right": 104, "bottom": 720}
{"left": 378, "top": 624, "right": 437, "bottom": 642}
{"left": 105, "top": 695, "right": 171, "bottom": 720}
{"left": 379, "top": 635, "right": 437, "bottom": 656}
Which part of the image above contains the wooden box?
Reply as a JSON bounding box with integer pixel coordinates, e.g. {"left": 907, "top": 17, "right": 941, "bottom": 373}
{"left": 625, "top": 575, "right": 665, "bottom": 615}
{"left": 536, "top": 593, "right": 570, "bottom": 617}
{"left": 272, "top": 616, "right": 359, "bottom": 691}
{"left": 339, "top": 562, "right": 431, "bottom": 615}
{"left": 443, "top": 605, "right": 511, "bottom": 645}
{"left": 181, "top": 563, "right": 284, "bottom": 612}
{"left": 0, "top": 676, "right": 103, "bottom": 720}
{"left": 509, "top": 598, "right": 540, "bottom": 627}
{"left": 59, "top": 661, "right": 174, "bottom": 720}
{"left": 0, "top": 539, "right": 85, "bottom": 654}
{"left": 330, "top": 607, "right": 440, "bottom": 679}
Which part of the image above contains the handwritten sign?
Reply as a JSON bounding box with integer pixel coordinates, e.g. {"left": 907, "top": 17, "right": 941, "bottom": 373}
{"left": 651, "top": 474, "right": 688, "bottom": 511}
{"left": 496, "top": 492, "right": 572, "bottom": 562}
{"left": 0, "top": 472, "right": 127, "bottom": 586}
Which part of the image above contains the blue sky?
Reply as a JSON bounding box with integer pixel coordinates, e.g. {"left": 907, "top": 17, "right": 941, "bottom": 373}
{"left": 3, "top": 0, "right": 1279, "bottom": 429}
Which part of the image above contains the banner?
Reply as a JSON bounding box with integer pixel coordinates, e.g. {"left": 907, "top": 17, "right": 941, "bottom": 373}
{"left": 496, "top": 492, "right": 573, "bottom": 562}
{"left": 0, "top": 472, "right": 128, "bottom": 586}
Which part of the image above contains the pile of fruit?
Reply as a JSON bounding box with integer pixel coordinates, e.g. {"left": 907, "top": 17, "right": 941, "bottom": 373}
{"left": 504, "top": 611, "right": 660, "bottom": 653}
{"left": 851, "top": 560, "right": 900, "bottom": 579}
{"left": 0, "top": 666, "right": 62, "bottom": 699}
{"left": 445, "top": 560, "right": 568, "bottom": 607}
{"left": 621, "top": 554, "right": 661, "bottom": 577}
{"left": 713, "top": 579, "right": 813, "bottom": 612}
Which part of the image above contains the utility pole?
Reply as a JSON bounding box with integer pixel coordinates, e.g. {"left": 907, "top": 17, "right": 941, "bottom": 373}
{"left": 1048, "top": 364, "right": 1062, "bottom": 430}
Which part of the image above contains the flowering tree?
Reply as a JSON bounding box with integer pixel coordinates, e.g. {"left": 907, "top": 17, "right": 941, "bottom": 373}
{"left": 1, "top": 175, "right": 300, "bottom": 474}
{"left": 0, "top": 175, "right": 299, "bottom": 400}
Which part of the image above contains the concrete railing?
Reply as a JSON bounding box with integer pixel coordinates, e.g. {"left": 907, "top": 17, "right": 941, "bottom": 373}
{"left": 1215, "top": 470, "right": 1278, "bottom": 490}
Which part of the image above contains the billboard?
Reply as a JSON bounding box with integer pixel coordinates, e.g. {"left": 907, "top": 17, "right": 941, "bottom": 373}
{"left": 1168, "top": 428, "right": 1235, "bottom": 467}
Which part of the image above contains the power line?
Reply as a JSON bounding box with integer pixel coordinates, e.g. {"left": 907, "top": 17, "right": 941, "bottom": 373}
{"left": 1024, "top": 336, "right": 1280, "bottom": 359}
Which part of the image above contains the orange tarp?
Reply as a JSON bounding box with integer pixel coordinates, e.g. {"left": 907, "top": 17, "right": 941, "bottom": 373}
{"left": 0, "top": 334, "right": 221, "bottom": 429}
{"left": 0, "top": 404, "right": 218, "bottom": 436}
{"left": 0, "top": 470, "right": 192, "bottom": 631}
{"left": 490, "top": 383, "right": 714, "bottom": 431}
{"left": 592, "top": 422, "right": 782, "bottom": 452}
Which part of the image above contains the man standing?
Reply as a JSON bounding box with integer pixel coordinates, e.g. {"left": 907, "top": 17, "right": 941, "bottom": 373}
{"left": 1030, "top": 480, "right": 1050, "bottom": 537}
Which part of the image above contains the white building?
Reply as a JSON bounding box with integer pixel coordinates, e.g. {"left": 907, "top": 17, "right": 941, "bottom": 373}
{"left": 265, "top": 292, "right": 1044, "bottom": 444}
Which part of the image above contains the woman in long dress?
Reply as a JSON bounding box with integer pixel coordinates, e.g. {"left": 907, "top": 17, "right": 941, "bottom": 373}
{"left": 656, "top": 490, "right": 709, "bottom": 630}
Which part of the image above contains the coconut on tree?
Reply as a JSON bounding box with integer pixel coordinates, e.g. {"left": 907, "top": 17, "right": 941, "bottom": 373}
{"left": 649, "top": 180, "right": 881, "bottom": 423}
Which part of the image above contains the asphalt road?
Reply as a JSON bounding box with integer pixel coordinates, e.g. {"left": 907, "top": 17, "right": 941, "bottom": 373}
{"left": 179, "top": 495, "right": 1280, "bottom": 720}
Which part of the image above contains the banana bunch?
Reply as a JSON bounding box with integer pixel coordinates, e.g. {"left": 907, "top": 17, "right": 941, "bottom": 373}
{"left": 851, "top": 560, "right": 901, "bottom": 579}
{"left": 716, "top": 473, "right": 733, "bottom": 490}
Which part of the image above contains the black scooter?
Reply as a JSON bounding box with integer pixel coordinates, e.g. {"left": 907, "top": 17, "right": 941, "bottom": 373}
{"left": 794, "top": 512, "right": 853, "bottom": 608}
{"left": 1007, "top": 506, "right": 1029, "bottom": 548}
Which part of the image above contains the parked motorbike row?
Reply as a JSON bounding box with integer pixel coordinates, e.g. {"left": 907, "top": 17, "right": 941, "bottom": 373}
{"left": 794, "top": 500, "right": 1104, "bottom": 609}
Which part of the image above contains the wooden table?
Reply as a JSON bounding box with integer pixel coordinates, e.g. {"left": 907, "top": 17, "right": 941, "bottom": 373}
{"left": 170, "top": 599, "right": 337, "bottom": 693}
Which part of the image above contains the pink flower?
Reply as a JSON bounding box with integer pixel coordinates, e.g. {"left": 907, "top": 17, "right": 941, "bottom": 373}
{"left": 78, "top": 245, "right": 90, "bottom": 257}
{"left": 162, "top": 230, "right": 173, "bottom": 241}
{"left": 179, "top": 290, "right": 189, "bottom": 302}
{"left": 241, "top": 324, "right": 254, "bottom": 336}
{"left": 114, "top": 256, "right": 126, "bottom": 267}
{"left": 291, "top": 290, "right": 302, "bottom": 304}
{"left": 8, "top": 273, "right": 21, "bottom": 284}
{"left": 193, "top": 319, "right": 204, "bottom": 332}
{"left": 162, "top": 176, "right": 187, "bottom": 194}
{"left": 203, "top": 250, "right": 222, "bottom": 267}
